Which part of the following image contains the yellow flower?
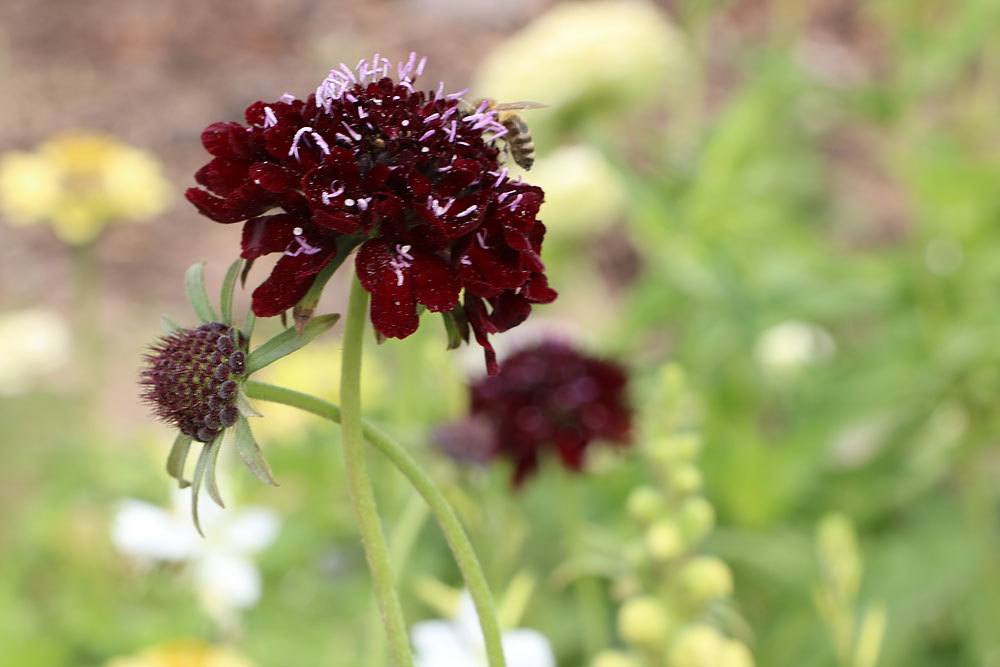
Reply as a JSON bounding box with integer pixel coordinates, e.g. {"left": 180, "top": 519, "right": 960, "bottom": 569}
{"left": 0, "top": 132, "right": 169, "bottom": 244}
{"left": 106, "top": 640, "right": 253, "bottom": 667}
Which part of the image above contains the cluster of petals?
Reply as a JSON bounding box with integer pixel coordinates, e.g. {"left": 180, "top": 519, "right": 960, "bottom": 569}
{"left": 186, "top": 53, "right": 556, "bottom": 373}
{"left": 436, "top": 340, "right": 632, "bottom": 485}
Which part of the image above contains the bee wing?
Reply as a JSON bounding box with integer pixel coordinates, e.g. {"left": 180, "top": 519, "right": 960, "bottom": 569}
{"left": 492, "top": 101, "right": 549, "bottom": 111}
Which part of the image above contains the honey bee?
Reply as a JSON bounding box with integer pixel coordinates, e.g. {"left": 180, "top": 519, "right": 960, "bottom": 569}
{"left": 460, "top": 99, "right": 547, "bottom": 171}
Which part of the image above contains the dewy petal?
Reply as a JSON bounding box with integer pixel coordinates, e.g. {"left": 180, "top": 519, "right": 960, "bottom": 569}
{"left": 252, "top": 248, "right": 335, "bottom": 317}
{"left": 194, "top": 551, "right": 262, "bottom": 610}
{"left": 111, "top": 499, "right": 200, "bottom": 561}
{"left": 185, "top": 185, "right": 273, "bottom": 224}
{"left": 412, "top": 251, "right": 459, "bottom": 312}
{"left": 249, "top": 162, "right": 298, "bottom": 193}
{"left": 195, "top": 157, "right": 250, "bottom": 196}
{"left": 241, "top": 213, "right": 299, "bottom": 259}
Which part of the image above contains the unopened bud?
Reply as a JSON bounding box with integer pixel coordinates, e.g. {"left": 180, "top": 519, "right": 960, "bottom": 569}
{"left": 618, "top": 596, "right": 672, "bottom": 648}
{"left": 678, "top": 496, "right": 715, "bottom": 544}
{"left": 627, "top": 486, "right": 665, "bottom": 523}
{"left": 592, "top": 650, "right": 641, "bottom": 667}
{"left": 668, "top": 625, "right": 725, "bottom": 667}
{"left": 645, "top": 520, "right": 685, "bottom": 561}
{"left": 670, "top": 463, "right": 703, "bottom": 495}
{"left": 677, "top": 556, "right": 733, "bottom": 606}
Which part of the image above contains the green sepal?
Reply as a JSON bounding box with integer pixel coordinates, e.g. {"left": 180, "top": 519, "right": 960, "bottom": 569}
{"left": 204, "top": 436, "right": 226, "bottom": 509}
{"left": 242, "top": 310, "right": 257, "bottom": 341}
{"left": 189, "top": 439, "right": 216, "bottom": 537}
{"left": 160, "top": 314, "right": 181, "bottom": 335}
{"left": 236, "top": 388, "right": 263, "bottom": 418}
{"left": 239, "top": 258, "right": 255, "bottom": 288}
{"left": 166, "top": 432, "right": 193, "bottom": 488}
{"left": 245, "top": 313, "right": 341, "bottom": 375}
{"left": 219, "top": 258, "right": 243, "bottom": 325}
{"left": 185, "top": 262, "right": 218, "bottom": 323}
{"left": 235, "top": 416, "right": 278, "bottom": 486}
{"left": 292, "top": 237, "right": 359, "bottom": 332}
{"left": 441, "top": 311, "right": 463, "bottom": 350}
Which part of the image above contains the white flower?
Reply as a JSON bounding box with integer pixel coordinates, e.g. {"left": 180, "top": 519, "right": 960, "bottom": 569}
{"left": 111, "top": 487, "right": 279, "bottom": 618}
{"left": 753, "top": 320, "right": 835, "bottom": 376}
{"left": 0, "top": 309, "right": 70, "bottom": 395}
{"left": 412, "top": 592, "right": 555, "bottom": 667}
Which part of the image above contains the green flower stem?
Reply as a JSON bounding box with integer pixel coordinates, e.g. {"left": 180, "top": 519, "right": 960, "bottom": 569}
{"left": 243, "top": 378, "right": 508, "bottom": 667}
{"left": 338, "top": 278, "right": 412, "bottom": 667}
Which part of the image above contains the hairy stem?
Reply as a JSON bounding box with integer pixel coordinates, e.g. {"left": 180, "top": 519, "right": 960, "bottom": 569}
{"left": 339, "top": 278, "right": 413, "bottom": 667}
{"left": 244, "top": 378, "right": 508, "bottom": 667}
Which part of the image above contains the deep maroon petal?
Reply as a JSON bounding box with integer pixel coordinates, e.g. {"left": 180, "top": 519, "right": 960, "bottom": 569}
{"left": 251, "top": 249, "right": 335, "bottom": 317}
{"left": 186, "top": 187, "right": 271, "bottom": 224}
{"left": 240, "top": 214, "right": 299, "bottom": 260}
{"left": 249, "top": 163, "right": 298, "bottom": 193}
{"left": 489, "top": 292, "right": 532, "bottom": 332}
{"left": 412, "top": 252, "right": 459, "bottom": 313}
{"left": 195, "top": 158, "right": 250, "bottom": 196}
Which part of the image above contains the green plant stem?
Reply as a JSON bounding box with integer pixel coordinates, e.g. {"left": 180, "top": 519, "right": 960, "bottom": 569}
{"left": 244, "top": 378, "right": 508, "bottom": 667}
{"left": 339, "top": 278, "right": 413, "bottom": 667}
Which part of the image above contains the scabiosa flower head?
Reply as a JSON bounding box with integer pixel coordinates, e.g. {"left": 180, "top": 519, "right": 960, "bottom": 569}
{"left": 437, "top": 340, "right": 632, "bottom": 485}
{"left": 141, "top": 322, "right": 247, "bottom": 443}
{"left": 186, "top": 52, "right": 556, "bottom": 374}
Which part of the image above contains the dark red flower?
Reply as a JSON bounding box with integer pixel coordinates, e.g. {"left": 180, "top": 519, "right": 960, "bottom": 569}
{"left": 186, "top": 53, "right": 556, "bottom": 373}
{"left": 436, "top": 340, "right": 632, "bottom": 485}
{"left": 140, "top": 323, "right": 247, "bottom": 442}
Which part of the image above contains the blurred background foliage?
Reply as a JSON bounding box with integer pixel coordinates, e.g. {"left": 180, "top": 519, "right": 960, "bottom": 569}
{"left": 1, "top": 0, "right": 999, "bottom": 665}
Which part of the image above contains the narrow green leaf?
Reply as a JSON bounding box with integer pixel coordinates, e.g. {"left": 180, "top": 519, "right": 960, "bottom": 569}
{"left": 291, "top": 238, "right": 359, "bottom": 331}
{"left": 166, "top": 433, "right": 193, "bottom": 488}
{"left": 235, "top": 417, "right": 278, "bottom": 486}
{"left": 219, "top": 258, "right": 243, "bottom": 325}
{"left": 160, "top": 314, "right": 181, "bottom": 334}
{"left": 236, "top": 389, "right": 263, "bottom": 417}
{"left": 242, "top": 310, "right": 256, "bottom": 341}
{"left": 204, "top": 437, "right": 226, "bottom": 509}
{"left": 239, "top": 258, "right": 255, "bottom": 288}
{"left": 245, "top": 313, "right": 341, "bottom": 375}
{"left": 190, "top": 441, "right": 214, "bottom": 537}
{"left": 185, "top": 262, "right": 218, "bottom": 323}
{"left": 441, "top": 312, "right": 462, "bottom": 350}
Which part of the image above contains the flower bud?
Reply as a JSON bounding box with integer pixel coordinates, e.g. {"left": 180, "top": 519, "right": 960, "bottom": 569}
{"left": 591, "top": 650, "right": 641, "bottom": 667}
{"left": 627, "top": 486, "right": 665, "bottom": 524}
{"left": 677, "top": 556, "right": 734, "bottom": 606}
{"left": 649, "top": 433, "right": 702, "bottom": 467}
{"left": 667, "top": 625, "right": 725, "bottom": 667}
{"left": 720, "top": 639, "right": 755, "bottom": 667}
{"left": 618, "top": 596, "right": 672, "bottom": 648}
{"left": 678, "top": 496, "right": 715, "bottom": 544}
{"left": 645, "top": 520, "right": 685, "bottom": 562}
{"left": 670, "top": 463, "right": 703, "bottom": 495}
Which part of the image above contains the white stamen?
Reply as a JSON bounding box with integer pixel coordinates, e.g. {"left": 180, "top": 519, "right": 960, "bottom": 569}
{"left": 263, "top": 106, "right": 278, "bottom": 128}
{"left": 423, "top": 112, "right": 440, "bottom": 123}
{"left": 494, "top": 167, "right": 508, "bottom": 187}
{"left": 293, "top": 226, "right": 304, "bottom": 235}
{"left": 446, "top": 87, "right": 469, "bottom": 100}
{"left": 415, "top": 56, "right": 427, "bottom": 77}
{"left": 401, "top": 119, "right": 410, "bottom": 127}
{"left": 345, "top": 93, "right": 358, "bottom": 103}
{"left": 447, "top": 120, "right": 458, "bottom": 142}
{"left": 357, "top": 106, "right": 368, "bottom": 119}
{"left": 455, "top": 205, "right": 477, "bottom": 218}
{"left": 421, "top": 146, "right": 429, "bottom": 153}
{"left": 419, "top": 129, "right": 435, "bottom": 142}
{"left": 476, "top": 230, "right": 489, "bottom": 248}
{"left": 289, "top": 126, "right": 313, "bottom": 159}
{"left": 311, "top": 131, "right": 330, "bottom": 155}
{"left": 460, "top": 256, "right": 472, "bottom": 266}
{"left": 279, "top": 92, "right": 295, "bottom": 103}
{"left": 356, "top": 197, "right": 371, "bottom": 211}
{"left": 335, "top": 132, "right": 353, "bottom": 144}
{"left": 344, "top": 198, "right": 355, "bottom": 207}
{"left": 341, "top": 122, "right": 362, "bottom": 141}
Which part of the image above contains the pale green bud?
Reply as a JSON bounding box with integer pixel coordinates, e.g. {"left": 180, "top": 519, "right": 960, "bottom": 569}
{"left": 719, "top": 639, "right": 755, "bottom": 667}
{"left": 618, "top": 596, "right": 673, "bottom": 648}
{"left": 645, "top": 520, "right": 685, "bottom": 561}
{"left": 627, "top": 486, "right": 665, "bottom": 523}
{"left": 816, "top": 512, "right": 861, "bottom": 601}
{"left": 667, "top": 625, "right": 725, "bottom": 667}
{"left": 670, "top": 464, "right": 703, "bottom": 495}
{"left": 678, "top": 496, "right": 715, "bottom": 544}
{"left": 677, "top": 556, "right": 734, "bottom": 606}
{"left": 649, "top": 433, "right": 702, "bottom": 466}
{"left": 591, "top": 649, "right": 642, "bottom": 667}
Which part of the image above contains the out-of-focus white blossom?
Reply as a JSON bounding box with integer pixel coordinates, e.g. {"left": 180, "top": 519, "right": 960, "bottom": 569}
{"left": 0, "top": 309, "right": 71, "bottom": 395}
{"left": 111, "top": 487, "right": 279, "bottom": 623}
{"left": 754, "top": 320, "right": 835, "bottom": 375}
{"left": 411, "top": 591, "right": 555, "bottom": 667}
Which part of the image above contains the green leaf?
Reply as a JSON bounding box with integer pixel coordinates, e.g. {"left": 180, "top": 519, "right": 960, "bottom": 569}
{"left": 236, "top": 388, "right": 263, "bottom": 417}
{"left": 242, "top": 310, "right": 256, "bottom": 341}
{"left": 235, "top": 417, "right": 278, "bottom": 486}
{"left": 219, "top": 258, "right": 243, "bottom": 325}
{"left": 185, "top": 262, "right": 218, "bottom": 323}
{"left": 160, "top": 314, "right": 181, "bottom": 334}
{"left": 204, "top": 436, "right": 226, "bottom": 509}
{"left": 190, "top": 440, "right": 215, "bottom": 537}
{"left": 166, "top": 433, "right": 193, "bottom": 488}
{"left": 245, "top": 313, "right": 341, "bottom": 375}
{"left": 441, "top": 311, "right": 463, "bottom": 350}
